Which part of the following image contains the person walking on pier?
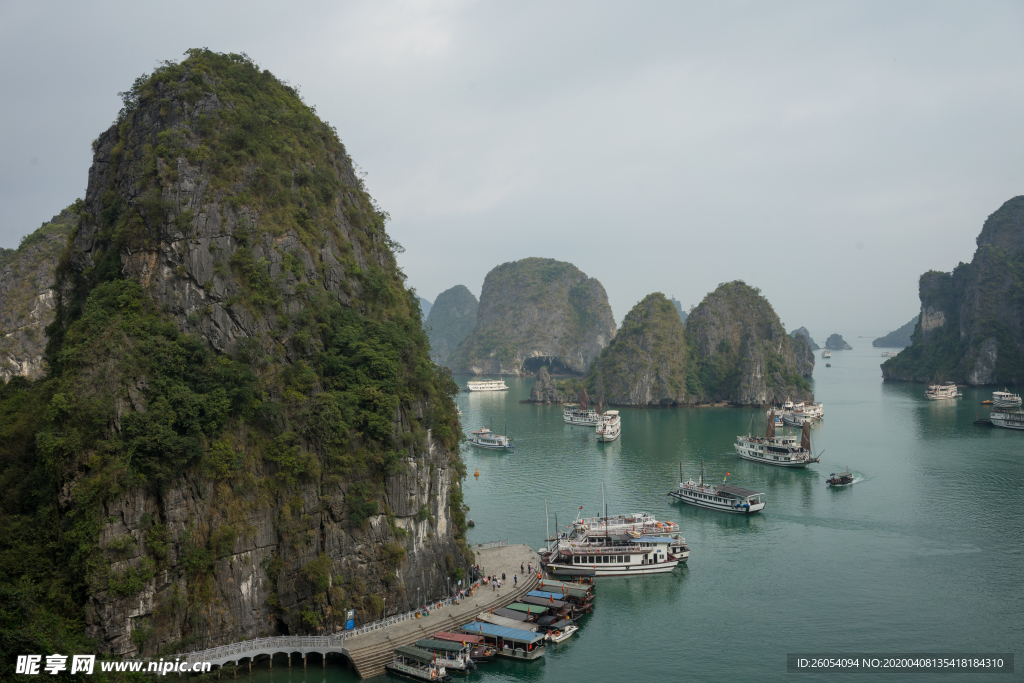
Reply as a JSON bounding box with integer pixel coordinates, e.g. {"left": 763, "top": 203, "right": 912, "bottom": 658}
{"left": 514, "top": 575, "right": 518, "bottom": 587}
{"left": 502, "top": 573, "right": 506, "bottom": 582}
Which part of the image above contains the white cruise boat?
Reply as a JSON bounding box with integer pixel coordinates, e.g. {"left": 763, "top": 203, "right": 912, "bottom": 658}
{"left": 563, "top": 403, "right": 600, "bottom": 426}
{"left": 822, "top": 350, "right": 832, "bottom": 358}
{"left": 468, "top": 427, "right": 514, "bottom": 452}
{"left": 992, "top": 389, "right": 1022, "bottom": 409}
{"left": 990, "top": 409, "right": 1024, "bottom": 431}
{"left": 542, "top": 533, "right": 687, "bottom": 577}
{"left": 669, "top": 460, "right": 766, "bottom": 514}
{"left": 467, "top": 378, "right": 508, "bottom": 392}
{"left": 881, "top": 351, "right": 898, "bottom": 357}
{"left": 734, "top": 412, "right": 819, "bottom": 468}
{"left": 925, "top": 382, "right": 959, "bottom": 400}
{"left": 596, "top": 410, "right": 621, "bottom": 442}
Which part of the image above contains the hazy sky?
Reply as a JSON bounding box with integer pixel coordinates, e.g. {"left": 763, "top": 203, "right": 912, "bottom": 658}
{"left": 2, "top": 1, "right": 1023, "bottom": 341}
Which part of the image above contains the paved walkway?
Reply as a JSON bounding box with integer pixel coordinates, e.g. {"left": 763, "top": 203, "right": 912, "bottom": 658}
{"left": 344, "top": 544, "right": 541, "bottom": 678}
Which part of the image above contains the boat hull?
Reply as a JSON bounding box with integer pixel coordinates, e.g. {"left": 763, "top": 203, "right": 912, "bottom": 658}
{"left": 385, "top": 664, "right": 451, "bottom": 682}
{"left": 469, "top": 441, "right": 513, "bottom": 450}
{"left": 545, "top": 560, "right": 680, "bottom": 577}
{"left": 990, "top": 412, "right": 1024, "bottom": 430}
{"left": 564, "top": 416, "right": 600, "bottom": 426}
{"left": 735, "top": 448, "right": 813, "bottom": 468}
{"left": 596, "top": 432, "right": 620, "bottom": 442}
{"left": 668, "top": 490, "right": 765, "bottom": 513}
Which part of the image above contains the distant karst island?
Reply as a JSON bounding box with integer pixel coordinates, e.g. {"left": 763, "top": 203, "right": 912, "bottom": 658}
{"left": 873, "top": 316, "right": 918, "bottom": 349}
{"left": 825, "top": 333, "right": 853, "bottom": 350}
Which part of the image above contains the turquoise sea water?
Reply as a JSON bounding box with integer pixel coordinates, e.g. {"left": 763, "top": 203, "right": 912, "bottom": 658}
{"left": 247, "top": 344, "right": 1022, "bottom": 682}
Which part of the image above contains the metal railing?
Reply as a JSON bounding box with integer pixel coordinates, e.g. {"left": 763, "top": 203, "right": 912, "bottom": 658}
{"left": 179, "top": 635, "right": 345, "bottom": 664}
{"left": 339, "top": 595, "right": 464, "bottom": 639}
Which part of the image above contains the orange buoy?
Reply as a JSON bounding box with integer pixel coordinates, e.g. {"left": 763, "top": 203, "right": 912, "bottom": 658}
{"left": 474, "top": 469, "right": 480, "bottom": 477}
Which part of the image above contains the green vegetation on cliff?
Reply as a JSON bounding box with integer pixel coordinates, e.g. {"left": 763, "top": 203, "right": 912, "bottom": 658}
{"left": 450, "top": 258, "right": 616, "bottom": 375}
{"left": 587, "top": 293, "right": 695, "bottom": 405}
{"left": 686, "top": 281, "right": 811, "bottom": 404}
{"left": 0, "top": 50, "right": 464, "bottom": 671}
{"left": 883, "top": 196, "right": 1024, "bottom": 385}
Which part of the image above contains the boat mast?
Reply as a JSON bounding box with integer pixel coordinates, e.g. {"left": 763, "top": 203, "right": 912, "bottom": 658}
{"left": 699, "top": 458, "right": 704, "bottom": 487}
{"left": 545, "top": 500, "right": 550, "bottom": 542}
{"left": 679, "top": 460, "right": 682, "bottom": 485}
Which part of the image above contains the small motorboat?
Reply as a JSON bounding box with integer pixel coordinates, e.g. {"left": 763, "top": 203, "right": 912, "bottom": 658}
{"left": 825, "top": 363, "right": 831, "bottom": 367}
{"left": 545, "top": 624, "right": 578, "bottom": 643}
{"left": 981, "top": 400, "right": 994, "bottom": 405}
{"left": 826, "top": 468, "right": 854, "bottom": 487}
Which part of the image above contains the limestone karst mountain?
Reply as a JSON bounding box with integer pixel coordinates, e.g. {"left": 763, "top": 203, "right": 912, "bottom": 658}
{"left": 424, "top": 285, "right": 478, "bottom": 365}
{"left": 873, "top": 316, "right": 918, "bottom": 348}
{"left": 0, "top": 50, "right": 467, "bottom": 661}
{"left": 790, "top": 326, "right": 820, "bottom": 350}
{"left": 542, "top": 283, "right": 813, "bottom": 407}
{"left": 825, "top": 333, "right": 853, "bottom": 350}
{"left": 0, "top": 207, "right": 75, "bottom": 380}
{"left": 587, "top": 293, "right": 693, "bottom": 406}
{"left": 884, "top": 196, "right": 1024, "bottom": 385}
{"left": 686, "top": 281, "right": 813, "bottom": 405}
{"left": 449, "top": 258, "right": 616, "bottom": 375}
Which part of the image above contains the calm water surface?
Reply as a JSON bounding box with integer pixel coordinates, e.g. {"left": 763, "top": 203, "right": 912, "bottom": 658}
{"left": 248, "top": 345, "right": 1022, "bottom": 682}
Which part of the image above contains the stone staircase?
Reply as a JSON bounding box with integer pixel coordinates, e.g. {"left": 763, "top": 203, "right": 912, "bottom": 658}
{"left": 347, "top": 572, "right": 541, "bottom": 678}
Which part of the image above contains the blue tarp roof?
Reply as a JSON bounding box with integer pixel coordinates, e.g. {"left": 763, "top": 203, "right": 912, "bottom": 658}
{"left": 528, "top": 590, "right": 568, "bottom": 600}
{"left": 460, "top": 621, "right": 545, "bottom": 644}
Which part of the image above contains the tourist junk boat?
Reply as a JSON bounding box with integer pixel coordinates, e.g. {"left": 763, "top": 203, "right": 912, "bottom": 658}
{"left": 542, "top": 533, "right": 684, "bottom": 577}
{"left": 881, "top": 351, "right": 898, "bottom": 357}
{"left": 432, "top": 633, "right": 495, "bottom": 663}
{"left": 386, "top": 646, "right": 452, "bottom": 682}
{"left": 823, "top": 350, "right": 832, "bottom": 358}
{"left": 564, "top": 388, "right": 601, "bottom": 426}
{"left": 541, "top": 509, "right": 688, "bottom": 577}
{"left": 925, "top": 381, "right": 960, "bottom": 400}
{"left": 989, "top": 409, "right": 1024, "bottom": 431}
{"left": 734, "top": 411, "right": 820, "bottom": 468}
{"left": 595, "top": 410, "right": 621, "bottom": 442}
{"left": 467, "top": 378, "right": 508, "bottom": 392}
{"left": 459, "top": 621, "right": 547, "bottom": 660}
{"left": 468, "top": 427, "right": 514, "bottom": 452}
{"left": 563, "top": 403, "right": 600, "bottom": 426}
{"left": 668, "top": 460, "right": 765, "bottom": 514}
{"left": 826, "top": 468, "right": 855, "bottom": 487}
{"left": 413, "top": 640, "right": 477, "bottom": 674}
{"left": 992, "top": 389, "right": 1023, "bottom": 409}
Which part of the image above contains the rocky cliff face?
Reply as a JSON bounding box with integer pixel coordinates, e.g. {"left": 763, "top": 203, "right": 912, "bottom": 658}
{"left": 587, "top": 293, "right": 693, "bottom": 406}
{"left": 825, "top": 334, "right": 852, "bottom": 350}
{"left": 883, "top": 196, "right": 1024, "bottom": 385}
{"left": 0, "top": 208, "right": 75, "bottom": 380}
{"left": 790, "top": 327, "right": 820, "bottom": 350}
{"left": 449, "top": 258, "right": 616, "bottom": 375}
{"left": 525, "top": 366, "right": 567, "bottom": 403}
{"left": 424, "top": 285, "right": 478, "bottom": 365}
{"left": 686, "top": 281, "right": 812, "bottom": 405}
{"left": 873, "top": 316, "right": 918, "bottom": 348}
{"left": 0, "top": 50, "right": 467, "bottom": 661}
{"left": 792, "top": 333, "right": 816, "bottom": 378}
